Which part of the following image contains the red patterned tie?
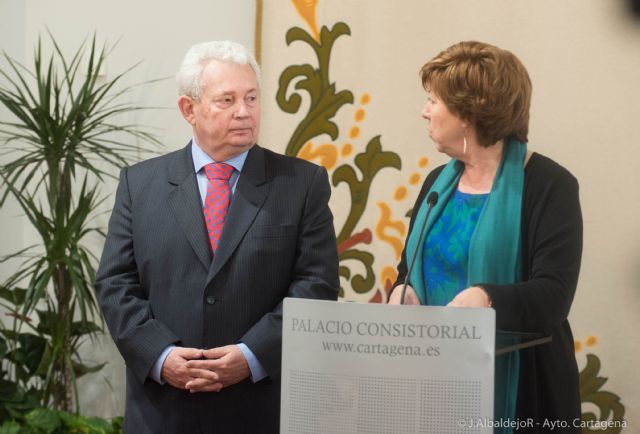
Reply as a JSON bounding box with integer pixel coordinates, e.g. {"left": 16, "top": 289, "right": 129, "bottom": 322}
{"left": 203, "top": 162, "right": 234, "bottom": 253}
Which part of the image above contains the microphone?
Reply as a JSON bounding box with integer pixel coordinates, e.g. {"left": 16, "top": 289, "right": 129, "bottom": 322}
{"left": 401, "top": 191, "right": 439, "bottom": 304}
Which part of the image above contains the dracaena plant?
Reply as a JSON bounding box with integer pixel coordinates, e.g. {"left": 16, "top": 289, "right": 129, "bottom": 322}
{"left": 0, "top": 32, "right": 159, "bottom": 418}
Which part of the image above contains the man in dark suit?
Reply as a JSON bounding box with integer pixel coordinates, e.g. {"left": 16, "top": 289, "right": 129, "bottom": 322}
{"left": 94, "top": 40, "right": 339, "bottom": 433}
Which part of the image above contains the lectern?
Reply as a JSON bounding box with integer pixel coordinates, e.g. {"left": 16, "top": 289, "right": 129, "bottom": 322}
{"left": 280, "top": 298, "right": 550, "bottom": 434}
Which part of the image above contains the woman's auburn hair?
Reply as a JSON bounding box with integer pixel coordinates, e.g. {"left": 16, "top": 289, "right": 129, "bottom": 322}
{"left": 420, "top": 41, "right": 532, "bottom": 147}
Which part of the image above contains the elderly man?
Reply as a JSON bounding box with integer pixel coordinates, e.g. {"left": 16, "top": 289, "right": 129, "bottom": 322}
{"left": 95, "top": 41, "right": 339, "bottom": 433}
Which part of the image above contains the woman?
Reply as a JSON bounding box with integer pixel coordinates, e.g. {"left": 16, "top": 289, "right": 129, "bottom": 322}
{"left": 389, "top": 41, "right": 582, "bottom": 432}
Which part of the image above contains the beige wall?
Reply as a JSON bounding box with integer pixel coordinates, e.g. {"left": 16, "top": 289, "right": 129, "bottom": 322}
{"left": 0, "top": 1, "right": 26, "bottom": 281}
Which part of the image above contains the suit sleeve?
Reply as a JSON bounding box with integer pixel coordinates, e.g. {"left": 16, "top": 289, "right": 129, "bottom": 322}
{"left": 94, "top": 168, "right": 180, "bottom": 384}
{"left": 481, "top": 166, "right": 583, "bottom": 333}
{"left": 240, "top": 165, "right": 339, "bottom": 377}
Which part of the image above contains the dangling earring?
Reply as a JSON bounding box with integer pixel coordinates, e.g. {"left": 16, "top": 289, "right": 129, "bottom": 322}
{"left": 463, "top": 136, "right": 468, "bottom": 155}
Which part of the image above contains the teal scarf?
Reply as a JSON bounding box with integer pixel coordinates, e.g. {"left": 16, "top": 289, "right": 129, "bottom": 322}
{"left": 406, "top": 139, "right": 527, "bottom": 431}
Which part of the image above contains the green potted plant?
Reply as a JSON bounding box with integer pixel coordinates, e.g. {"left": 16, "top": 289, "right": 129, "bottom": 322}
{"left": 0, "top": 32, "right": 159, "bottom": 431}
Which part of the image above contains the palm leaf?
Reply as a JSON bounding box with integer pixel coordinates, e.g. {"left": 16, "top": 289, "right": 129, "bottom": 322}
{"left": 0, "top": 32, "right": 161, "bottom": 411}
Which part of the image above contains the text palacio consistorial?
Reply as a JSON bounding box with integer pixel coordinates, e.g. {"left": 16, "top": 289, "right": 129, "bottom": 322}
{"left": 291, "top": 318, "right": 482, "bottom": 340}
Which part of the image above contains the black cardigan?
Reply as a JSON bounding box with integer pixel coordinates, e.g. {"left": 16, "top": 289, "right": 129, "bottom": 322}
{"left": 394, "top": 152, "right": 583, "bottom": 431}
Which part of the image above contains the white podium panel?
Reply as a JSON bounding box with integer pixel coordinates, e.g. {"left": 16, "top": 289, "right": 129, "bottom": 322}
{"left": 281, "top": 298, "right": 495, "bottom": 434}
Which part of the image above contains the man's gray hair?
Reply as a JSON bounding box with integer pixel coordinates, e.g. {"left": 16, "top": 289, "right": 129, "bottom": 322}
{"left": 176, "top": 40, "right": 261, "bottom": 100}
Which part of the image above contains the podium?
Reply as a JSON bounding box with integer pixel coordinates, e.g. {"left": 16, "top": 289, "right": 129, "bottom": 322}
{"left": 280, "top": 298, "right": 550, "bottom": 434}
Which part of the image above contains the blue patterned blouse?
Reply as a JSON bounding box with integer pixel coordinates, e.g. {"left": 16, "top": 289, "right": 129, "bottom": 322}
{"left": 422, "top": 189, "right": 488, "bottom": 305}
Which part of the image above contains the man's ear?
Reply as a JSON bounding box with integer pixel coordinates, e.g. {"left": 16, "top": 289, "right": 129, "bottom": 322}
{"left": 178, "top": 95, "right": 196, "bottom": 125}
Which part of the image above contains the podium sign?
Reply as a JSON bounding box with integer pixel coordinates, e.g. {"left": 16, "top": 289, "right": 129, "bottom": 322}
{"left": 281, "top": 298, "right": 495, "bottom": 434}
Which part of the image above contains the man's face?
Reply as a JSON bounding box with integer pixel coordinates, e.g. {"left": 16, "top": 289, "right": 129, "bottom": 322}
{"left": 179, "top": 60, "right": 260, "bottom": 161}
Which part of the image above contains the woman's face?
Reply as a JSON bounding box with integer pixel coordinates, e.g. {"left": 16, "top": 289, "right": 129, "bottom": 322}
{"left": 421, "top": 92, "right": 465, "bottom": 156}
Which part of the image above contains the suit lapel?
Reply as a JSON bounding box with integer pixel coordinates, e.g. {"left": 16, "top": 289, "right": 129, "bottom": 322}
{"left": 206, "top": 145, "right": 269, "bottom": 285}
{"left": 167, "top": 143, "right": 212, "bottom": 270}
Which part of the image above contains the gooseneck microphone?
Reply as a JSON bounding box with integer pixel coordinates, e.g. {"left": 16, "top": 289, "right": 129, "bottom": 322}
{"left": 400, "top": 191, "right": 439, "bottom": 304}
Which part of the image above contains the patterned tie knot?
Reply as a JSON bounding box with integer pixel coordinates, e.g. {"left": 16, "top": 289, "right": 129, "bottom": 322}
{"left": 204, "top": 162, "right": 234, "bottom": 181}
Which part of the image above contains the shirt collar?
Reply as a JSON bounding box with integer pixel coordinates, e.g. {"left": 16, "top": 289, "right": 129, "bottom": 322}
{"left": 191, "top": 137, "right": 248, "bottom": 174}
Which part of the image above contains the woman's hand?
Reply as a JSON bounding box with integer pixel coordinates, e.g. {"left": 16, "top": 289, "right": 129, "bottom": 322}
{"left": 388, "top": 285, "right": 420, "bottom": 305}
{"left": 447, "top": 286, "right": 491, "bottom": 308}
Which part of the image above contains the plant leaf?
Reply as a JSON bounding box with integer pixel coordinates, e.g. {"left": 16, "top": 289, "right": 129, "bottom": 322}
{"left": 25, "top": 408, "right": 61, "bottom": 433}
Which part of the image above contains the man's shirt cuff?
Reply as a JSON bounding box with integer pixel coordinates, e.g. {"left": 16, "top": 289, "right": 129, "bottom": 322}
{"left": 237, "top": 343, "right": 268, "bottom": 382}
{"left": 150, "top": 345, "right": 175, "bottom": 384}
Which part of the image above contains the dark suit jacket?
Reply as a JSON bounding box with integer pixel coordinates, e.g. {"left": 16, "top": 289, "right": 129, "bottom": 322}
{"left": 95, "top": 143, "right": 339, "bottom": 434}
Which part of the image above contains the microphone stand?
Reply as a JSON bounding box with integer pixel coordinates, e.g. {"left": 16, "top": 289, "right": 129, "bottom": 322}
{"left": 401, "top": 191, "right": 439, "bottom": 304}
